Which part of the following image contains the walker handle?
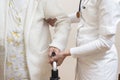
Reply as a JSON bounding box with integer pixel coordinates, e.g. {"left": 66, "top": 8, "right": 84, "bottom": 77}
{"left": 50, "top": 52, "right": 60, "bottom": 80}
{"left": 51, "top": 52, "right": 57, "bottom": 71}
{"left": 51, "top": 52, "right": 56, "bottom": 57}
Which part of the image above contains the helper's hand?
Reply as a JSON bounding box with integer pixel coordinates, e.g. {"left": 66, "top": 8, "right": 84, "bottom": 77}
{"left": 49, "top": 49, "right": 71, "bottom": 66}
{"left": 44, "top": 18, "right": 57, "bottom": 26}
{"left": 53, "top": 52, "right": 66, "bottom": 66}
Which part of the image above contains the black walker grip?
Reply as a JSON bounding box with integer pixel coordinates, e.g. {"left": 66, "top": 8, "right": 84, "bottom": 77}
{"left": 51, "top": 52, "right": 56, "bottom": 57}
{"left": 50, "top": 52, "right": 60, "bottom": 80}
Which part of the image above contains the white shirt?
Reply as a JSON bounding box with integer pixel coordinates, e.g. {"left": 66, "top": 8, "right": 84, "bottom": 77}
{"left": 69, "top": 0, "right": 120, "bottom": 80}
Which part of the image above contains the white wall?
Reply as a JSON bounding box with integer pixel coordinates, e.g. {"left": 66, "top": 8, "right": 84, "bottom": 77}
{"left": 54, "top": 0, "right": 120, "bottom": 80}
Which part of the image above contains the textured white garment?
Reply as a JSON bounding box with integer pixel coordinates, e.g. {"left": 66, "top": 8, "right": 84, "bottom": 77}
{"left": 69, "top": 0, "right": 120, "bottom": 80}
{"left": 0, "top": 0, "right": 70, "bottom": 79}
{"left": 5, "top": 0, "right": 29, "bottom": 79}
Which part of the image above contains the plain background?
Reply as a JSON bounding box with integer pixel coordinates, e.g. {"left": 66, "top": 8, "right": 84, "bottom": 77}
{"left": 51, "top": 0, "right": 120, "bottom": 80}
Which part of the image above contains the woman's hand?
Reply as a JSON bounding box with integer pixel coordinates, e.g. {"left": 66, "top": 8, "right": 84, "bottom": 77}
{"left": 44, "top": 18, "right": 57, "bottom": 26}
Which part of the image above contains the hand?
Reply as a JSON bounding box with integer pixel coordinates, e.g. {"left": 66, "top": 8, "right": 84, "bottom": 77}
{"left": 48, "top": 46, "right": 60, "bottom": 65}
{"left": 44, "top": 18, "right": 57, "bottom": 26}
{"left": 49, "top": 49, "right": 71, "bottom": 66}
{"left": 53, "top": 52, "right": 66, "bottom": 66}
{"left": 48, "top": 46, "right": 60, "bottom": 57}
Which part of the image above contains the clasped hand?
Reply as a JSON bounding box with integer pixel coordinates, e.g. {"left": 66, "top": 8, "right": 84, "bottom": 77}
{"left": 48, "top": 47, "right": 69, "bottom": 66}
{"left": 48, "top": 47, "right": 70, "bottom": 66}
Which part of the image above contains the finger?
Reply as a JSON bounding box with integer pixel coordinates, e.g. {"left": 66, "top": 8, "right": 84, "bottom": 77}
{"left": 54, "top": 48, "right": 60, "bottom": 55}
{"left": 49, "top": 21, "right": 55, "bottom": 26}
{"left": 45, "top": 18, "right": 52, "bottom": 23}
{"left": 53, "top": 18, "right": 57, "bottom": 23}
{"left": 47, "top": 18, "right": 57, "bottom": 26}
{"left": 49, "top": 58, "right": 54, "bottom": 64}
{"left": 57, "top": 60, "right": 63, "bottom": 66}
{"left": 50, "top": 18, "right": 57, "bottom": 26}
{"left": 56, "top": 61, "right": 61, "bottom": 66}
{"left": 49, "top": 57, "right": 58, "bottom": 67}
{"left": 48, "top": 47, "right": 55, "bottom": 57}
{"left": 46, "top": 19, "right": 54, "bottom": 26}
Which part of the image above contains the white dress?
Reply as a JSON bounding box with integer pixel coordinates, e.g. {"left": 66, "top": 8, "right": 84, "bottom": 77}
{"left": 5, "top": 0, "right": 29, "bottom": 79}
{"left": 0, "top": 0, "right": 70, "bottom": 79}
{"left": 69, "top": 0, "right": 120, "bottom": 80}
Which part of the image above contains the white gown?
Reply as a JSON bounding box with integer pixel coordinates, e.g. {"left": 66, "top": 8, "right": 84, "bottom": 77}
{"left": 2, "top": 0, "right": 29, "bottom": 79}
{"left": 0, "top": 0, "right": 70, "bottom": 80}
{"left": 69, "top": 0, "right": 120, "bottom": 80}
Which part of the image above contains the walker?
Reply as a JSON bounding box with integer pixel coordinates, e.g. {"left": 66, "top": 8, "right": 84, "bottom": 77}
{"left": 50, "top": 52, "right": 60, "bottom": 80}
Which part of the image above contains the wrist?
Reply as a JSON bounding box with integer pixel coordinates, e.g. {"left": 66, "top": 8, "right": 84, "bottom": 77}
{"left": 64, "top": 49, "right": 71, "bottom": 57}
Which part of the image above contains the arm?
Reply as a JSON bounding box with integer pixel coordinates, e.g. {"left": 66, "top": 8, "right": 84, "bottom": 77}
{"left": 68, "top": 13, "right": 80, "bottom": 23}
{"left": 44, "top": 0, "right": 71, "bottom": 51}
{"left": 70, "top": 0, "right": 120, "bottom": 58}
{"left": 48, "top": 0, "right": 120, "bottom": 65}
{"left": 45, "top": 13, "right": 80, "bottom": 26}
{"left": 50, "top": 0, "right": 120, "bottom": 65}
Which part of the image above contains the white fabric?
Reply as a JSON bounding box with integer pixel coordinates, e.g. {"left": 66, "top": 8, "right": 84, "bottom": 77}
{"left": 6, "top": 0, "right": 29, "bottom": 79}
{"left": 70, "top": 0, "right": 120, "bottom": 80}
{"left": 0, "top": 0, "right": 70, "bottom": 80}
{"left": 68, "top": 13, "right": 80, "bottom": 23}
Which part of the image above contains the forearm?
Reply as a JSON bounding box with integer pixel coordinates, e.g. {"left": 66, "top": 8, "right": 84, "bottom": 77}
{"left": 70, "top": 35, "right": 114, "bottom": 58}
{"left": 44, "top": 0, "right": 71, "bottom": 51}
{"left": 49, "top": 16, "right": 70, "bottom": 51}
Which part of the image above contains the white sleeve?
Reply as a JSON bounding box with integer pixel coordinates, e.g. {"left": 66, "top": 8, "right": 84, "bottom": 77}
{"left": 44, "top": 0, "right": 70, "bottom": 51}
{"left": 70, "top": 36, "right": 114, "bottom": 57}
{"left": 68, "top": 13, "right": 80, "bottom": 23}
{"left": 70, "top": 0, "right": 120, "bottom": 58}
